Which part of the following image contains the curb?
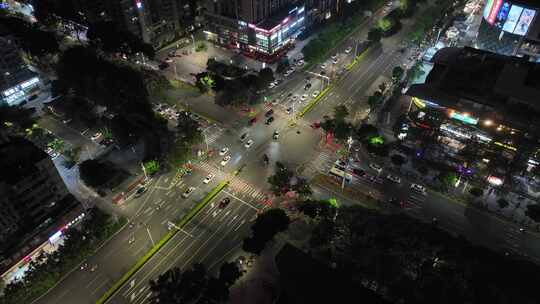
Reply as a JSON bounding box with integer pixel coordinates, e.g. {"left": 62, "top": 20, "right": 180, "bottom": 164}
{"left": 96, "top": 180, "right": 229, "bottom": 304}
{"left": 297, "top": 86, "right": 332, "bottom": 118}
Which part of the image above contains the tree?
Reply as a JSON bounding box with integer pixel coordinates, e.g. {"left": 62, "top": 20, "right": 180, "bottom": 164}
{"left": 333, "top": 105, "right": 349, "bottom": 122}
{"left": 497, "top": 198, "right": 509, "bottom": 209}
{"left": 391, "top": 154, "right": 407, "bottom": 167}
{"left": 79, "top": 159, "right": 113, "bottom": 188}
{"left": 47, "top": 138, "right": 65, "bottom": 152}
{"left": 355, "top": 124, "right": 379, "bottom": 141}
{"left": 368, "top": 91, "right": 384, "bottom": 108}
{"left": 219, "top": 262, "right": 242, "bottom": 286}
{"left": 255, "top": 67, "right": 274, "bottom": 89}
{"left": 469, "top": 187, "right": 483, "bottom": 197}
{"left": 243, "top": 208, "right": 290, "bottom": 254}
{"left": 144, "top": 160, "right": 160, "bottom": 175}
{"left": 392, "top": 66, "right": 404, "bottom": 81}
{"left": 367, "top": 28, "right": 383, "bottom": 44}
{"left": 525, "top": 204, "right": 540, "bottom": 223}
{"left": 268, "top": 162, "right": 294, "bottom": 196}
{"left": 333, "top": 121, "right": 353, "bottom": 141}
{"left": 87, "top": 21, "right": 155, "bottom": 58}
{"left": 293, "top": 177, "right": 313, "bottom": 198}
{"left": 176, "top": 115, "right": 202, "bottom": 145}
{"left": 63, "top": 146, "right": 81, "bottom": 168}
{"left": 438, "top": 171, "right": 458, "bottom": 190}
{"left": 0, "top": 104, "right": 36, "bottom": 132}
{"left": 298, "top": 200, "right": 337, "bottom": 219}
{"left": 149, "top": 265, "right": 207, "bottom": 304}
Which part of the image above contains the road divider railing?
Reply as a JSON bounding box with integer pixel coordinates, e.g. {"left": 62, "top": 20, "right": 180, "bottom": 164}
{"left": 297, "top": 86, "right": 332, "bottom": 118}
{"left": 345, "top": 46, "right": 371, "bottom": 71}
{"left": 96, "top": 179, "right": 230, "bottom": 304}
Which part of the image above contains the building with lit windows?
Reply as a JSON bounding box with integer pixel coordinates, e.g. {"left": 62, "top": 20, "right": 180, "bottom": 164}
{"left": 44, "top": 0, "right": 197, "bottom": 48}
{"left": 0, "top": 33, "right": 40, "bottom": 106}
{"left": 0, "top": 135, "right": 81, "bottom": 284}
{"left": 476, "top": 0, "right": 540, "bottom": 61}
{"left": 204, "top": 0, "right": 306, "bottom": 61}
{"left": 406, "top": 47, "right": 540, "bottom": 181}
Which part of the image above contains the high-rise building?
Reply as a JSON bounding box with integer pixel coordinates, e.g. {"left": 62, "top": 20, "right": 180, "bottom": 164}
{"left": 0, "top": 28, "right": 41, "bottom": 106}
{"left": 204, "top": 0, "right": 306, "bottom": 61}
{"left": 55, "top": 0, "right": 196, "bottom": 48}
{"left": 476, "top": 0, "right": 540, "bottom": 61}
{"left": 0, "top": 136, "right": 76, "bottom": 243}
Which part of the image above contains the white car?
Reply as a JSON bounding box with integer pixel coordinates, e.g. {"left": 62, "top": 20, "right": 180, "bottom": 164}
{"left": 182, "top": 187, "right": 195, "bottom": 198}
{"left": 91, "top": 132, "right": 102, "bottom": 141}
{"left": 244, "top": 139, "right": 254, "bottom": 149}
{"left": 203, "top": 173, "right": 215, "bottom": 184}
{"left": 386, "top": 174, "right": 401, "bottom": 184}
{"left": 221, "top": 155, "right": 231, "bottom": 166}
{"left": 332, "top": 57, "right": 339, "bottom": 64}
{"left": 268, "top": 83, "right": 275, "bottom": 89}
{"left": 321, "top": 63, "right": 327, "bottom": 69}
{"left": 296, "top": 60, "right": 304, "bottom": 66}
{"left": 219, "top": 147, "right": 229, "bottom": 156}
{"left": 300, "top": 94, "right": 308, "bottom": 101}
{"left": 410, "top": 183, "right": 427, "bottom": 195}
{"left": 331, "top": 54, "right": 338, "bottom": 60}
{"left": 46, "top": 147, "right": 59, "bottom": 159}
{"left": 345, "top": 46, "right": 353, "bottom": 54}
{"left": 284, "top": 70, "right": 292, "bottom": 77}
{"left": 312, "top": 91, "right": 320, "bottom": 98}
{"left": 291, "top": 95, "right": 299, "bottom": 102}
{"left": 165, "top": 57, "right": 173, "bottom": 63}
{"left": 369, "top": 163, "right": 383, "bottom": 173}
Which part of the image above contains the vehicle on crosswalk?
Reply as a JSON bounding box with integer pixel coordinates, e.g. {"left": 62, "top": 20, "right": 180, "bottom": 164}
{"left": 386, "top": 174, "right": 401, "bottom": 184}
{"left": 221, "top": 155, "right": 231, "bottom": 166}
{"left": 203, "top": 174, "right": 214, "bottom": 184}
{"left": 245, "top": 139, "right": 254, "bottom": 148}
{"left": 219, "top": 147, "right": 229, "bottom": 156}
{"left": 312, "top": 91, "right": 320, "bottom": 98}
{"left": 273, "top": 130, "right": 280, "bottom": 140}
{"left": 410, "top": 183, "right": 426, "bottom": 195}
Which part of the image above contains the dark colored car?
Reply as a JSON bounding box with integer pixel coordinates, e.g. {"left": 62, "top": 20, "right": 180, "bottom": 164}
{"left": 265, "top": 109, "right": 274, "bottom": 117}
{"left": 219, "top": 197, "right": 231, "bottom": 209}
{"left": 158, "top": 62, "right": 169, "bottom": 70}
{"left": 304, "top": 83, "right": 312, "bottom": 90}
{"left": 352, "top": 168, "right": 365, "bottom": 177}
{"left": 248, "top": 117, "right": 258, "bottom": 125}
{"left": 265, "top": 116, "right": 274, "bottom": 125}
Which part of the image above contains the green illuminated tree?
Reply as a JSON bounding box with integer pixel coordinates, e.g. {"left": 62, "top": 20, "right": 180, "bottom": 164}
{"left": 144, "top": 160, "right": 160, "bottom": 175}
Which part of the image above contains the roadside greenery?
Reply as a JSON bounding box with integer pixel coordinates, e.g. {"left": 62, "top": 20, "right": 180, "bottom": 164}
{"left": 0, "top": 208, "right": 125, "bottom": 304}
{"left": 321, "top": 105, "right": 353, "bottom": 141}
{"left": 144, "top": 160, "right": 160, "bottom": 175}
{"left": 308, "top": 205, "right": 540, "bottom": 303}
{"left": 268, "top": 162, "right": 312, "bottom": 197}
{"left": 243, "top": 209, "right": 290, "bottom": 255}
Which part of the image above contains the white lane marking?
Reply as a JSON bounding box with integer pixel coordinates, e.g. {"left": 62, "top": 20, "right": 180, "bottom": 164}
{"left": 147, "top": 210, "right": 155, "bottom": 217}
{"left": 143, "top": 207, "right": 152, "bottom": 215}
{"left": 91, "top": 279, "right": 109, "bottom": 295}
{"left": 234, "top": 219, "right": 246, "bottom": 231}
{"left": 228, "top": 214, "right": 239, "bottom": 226}
{"left": 85, "top": 273, "right": 103, "bottom": 288}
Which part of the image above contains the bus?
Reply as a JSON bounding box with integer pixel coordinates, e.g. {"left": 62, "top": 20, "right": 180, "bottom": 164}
{"left": 329, "top": 167, "right": 353, "bottom": 183}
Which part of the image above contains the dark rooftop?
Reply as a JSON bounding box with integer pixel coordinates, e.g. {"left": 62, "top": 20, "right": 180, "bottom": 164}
{"left": 407, "top": 47, "right": 540, "bottom": 112}
{"left": 275, "top": 243, "right": 389, "bottom": 304}
{"left": 256, "top": 3, "right": 303, "bottom": 30}
{"left": 0, "top": 136, "right": 48, "bottom": 185}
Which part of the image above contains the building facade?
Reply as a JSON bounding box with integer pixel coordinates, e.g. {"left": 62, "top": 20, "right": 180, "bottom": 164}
{"left": 476, "top": 0, "right": 540, "bottom": 61}
{"left": 204, "top": 0, "right": 306, "bottom": 61}
{"left": 63, "top": 0, "right": 196, "bottom": 48}
{"left": 0, "top": 137, "right": 73, "bottom": 242}
{"left": 0, "top": 32, "right": 40, "bottom": 106}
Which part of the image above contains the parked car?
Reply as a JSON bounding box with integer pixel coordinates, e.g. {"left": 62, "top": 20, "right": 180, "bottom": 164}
{"left": 386, "top": 174, "right": 401, "bottom": 184}
{"left": 369, "top": 163, "right": 383, "bottom": 174}
{"left": 248, "top": 117, "right": 257, "bottom": 126}
{"left": 312, "top": 91, "right": 320, "bottom": 98}
{"left": 300, "top": 94, "right": 308, "bottom": 101}
{"left": 134, "top": 187, "right": 147, "bottom": 198}
{"left": 304, "top": 83, "right": 312, "bottom": 90}
{"left": 273, "top": 130, "right": 280, "bottom": 140}
{"left": 240, "top": 133, "right": 249, "bottom": 141}
{"left": 345, "top": 46, "right": 353, "bottom": 54}
{"left": 265, "top": 109, "right": 274, "bottom": 117}
{"left": 265, "top": 116, "right": 274, "bottom": 125}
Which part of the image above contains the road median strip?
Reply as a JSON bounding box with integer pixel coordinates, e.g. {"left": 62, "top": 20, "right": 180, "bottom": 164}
{"left": 96, "top": 179, "right": 229, "bottom": 304}
{"left": 297, "top": 86, "right": 332, "bottom": 118}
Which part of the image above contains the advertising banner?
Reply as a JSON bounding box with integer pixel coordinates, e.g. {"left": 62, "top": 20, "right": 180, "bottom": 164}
{"left": 494, "top": 1, "right": 511, "bottom": 28}
{"left": 502, "top": 5, "right": 524, "bottom": 33}
{"left": 488, "top": 0, "right": 503, "bottom": 24}
{"left": 484, "top": 0, "right": 495, "bottom": 19}
{"left": 514, "top": 8, "right": 536, "bottom": 36}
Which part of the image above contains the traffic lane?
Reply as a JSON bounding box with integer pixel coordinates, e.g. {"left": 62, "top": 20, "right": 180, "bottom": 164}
{"left": 116, "top": 193, "right": 258, "bottom": 304}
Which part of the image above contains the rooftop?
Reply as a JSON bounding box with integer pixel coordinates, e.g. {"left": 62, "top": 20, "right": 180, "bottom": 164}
{"left": 256, "top": 4, "right": 303, "bottom": 30}
{"left": 407, "top": 47, "right": 540, "bottom": 112}
{"left": 0, "top": 136, "right": 48, "bottom": 185}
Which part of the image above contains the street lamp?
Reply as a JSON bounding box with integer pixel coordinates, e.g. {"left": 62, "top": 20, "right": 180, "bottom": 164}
{"left": 191, "top": 34, "right": 196, "bottom": 52}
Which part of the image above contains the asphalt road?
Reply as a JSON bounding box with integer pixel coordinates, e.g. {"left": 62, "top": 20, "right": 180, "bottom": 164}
{"left": 36, "top": 2, "right": 540, "bottom": 304}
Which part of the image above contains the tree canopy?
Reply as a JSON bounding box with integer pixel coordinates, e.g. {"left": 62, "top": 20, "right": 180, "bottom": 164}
{"left": 243, "top": 209, "right": 290, "bottom": 254}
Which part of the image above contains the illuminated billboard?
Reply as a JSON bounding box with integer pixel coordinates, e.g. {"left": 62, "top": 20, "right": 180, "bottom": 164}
{"left": 502, "top": 5, "right": 523, "bottom": 33}
{"left": 514, "top": 8, "right": 536, "bottom": 36}
{"left": 484, "top": 0, "right": 495, "bottom": 19}
{"left": 487, "top": 0, "right": 503, "bottom": 24}
{"left": 494, "top": 1, "right": 511, "bottom": 28}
